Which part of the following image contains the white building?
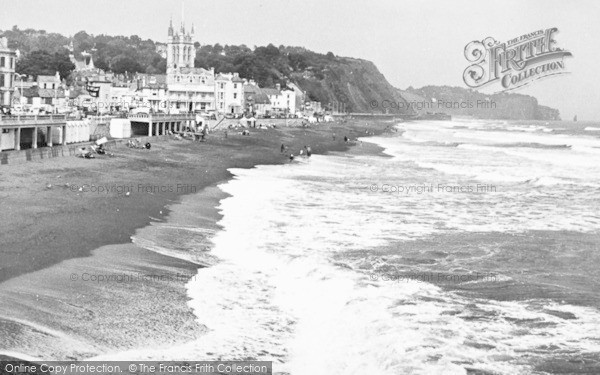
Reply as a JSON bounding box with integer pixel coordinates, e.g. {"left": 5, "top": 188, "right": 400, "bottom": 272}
{"left": 0, "top": 37, "right": 16, "bottom": 108}
{"left": 165, "top": 20, "right": 215, "bottom": 113}
{"left": 167, "top": 67, "right": 215, "bottom": 113}
{"left": 265, "top": 83, "right": 297, "bottom": 115}
{"left": 37, "top": 72, "right": 61, "bottom": 90}
{"left": 215, "top": 72, "right": 245, "bottom": 115}
{"left": 132, "top": 74, "right": 168, "bottom": 112}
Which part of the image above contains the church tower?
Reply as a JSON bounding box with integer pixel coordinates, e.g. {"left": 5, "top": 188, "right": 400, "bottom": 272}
{"left": 167, "top": 18, "right": 195, "bottom": 69}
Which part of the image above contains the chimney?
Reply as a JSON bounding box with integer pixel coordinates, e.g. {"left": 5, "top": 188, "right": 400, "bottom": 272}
{"left": 276, "top": 83, "right": 281, "bottom": 91}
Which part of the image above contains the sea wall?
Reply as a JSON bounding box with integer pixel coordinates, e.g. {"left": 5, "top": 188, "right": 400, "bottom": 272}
{"left": 0, "top": 136, "right": 164, "bottom": 165}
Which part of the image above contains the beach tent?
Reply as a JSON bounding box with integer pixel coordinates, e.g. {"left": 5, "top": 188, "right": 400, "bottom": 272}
{"left": 239, "top": 116, "right": 249, "bottom": 128}
{"left": 249, "top": 117, "right": 257, "bottom": 127}
{"left": 308, "top": 116, "right": 317, "bottom": 124}
{"left": 109, "top": 119, "right": 132, "bottom": 139}
{"left": 96, "top": 137, "right": 108, "bottom": 146}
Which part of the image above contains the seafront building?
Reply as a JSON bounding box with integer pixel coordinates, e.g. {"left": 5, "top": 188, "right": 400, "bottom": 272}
{"left": 132, "top": 74, "right": 168, "bottom": 111}
{"left": 243, "top": 81, "right": 272, "bottom": 116}
{"left": 166, "top": 20, "right": 216, "bottom": 112}
{"left": 215, "top": 72, "right": 244, "bottom": 115}
{"left": 266, "top": 83, "right": 297, "bottom": 116}
{"left": 1, "top": 21, "right": 321, "bottom": 117}
{"left": 0, "top": 37, "right": 16, "bottom": 109}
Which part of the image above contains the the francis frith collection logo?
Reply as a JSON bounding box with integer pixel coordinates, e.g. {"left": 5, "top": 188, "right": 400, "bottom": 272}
{"left": 463, "top": 27, "right": 572, "bottom": 91}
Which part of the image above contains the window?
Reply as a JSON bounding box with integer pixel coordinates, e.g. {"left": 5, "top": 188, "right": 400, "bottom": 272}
{"left": 0, "top": 57, "right": 4, "bottom": 68}
{"left": 0, "top": 74, "right": 4, "bottom": 88}
{"left": 234, "top": 84, "right": 237, "bottom": 89}
{"left": 11, "top": 58, "right": 14, "bottom": 69}
{"left": 233, "top": 93, "right": 237, "bottom": 99}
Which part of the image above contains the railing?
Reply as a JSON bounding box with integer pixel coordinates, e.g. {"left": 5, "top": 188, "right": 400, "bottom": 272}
{"left": 127, "top": 113, "right": 195, "bottom": 120}
{"left": 0, "top": 114, "right": 68, "bottom": 124}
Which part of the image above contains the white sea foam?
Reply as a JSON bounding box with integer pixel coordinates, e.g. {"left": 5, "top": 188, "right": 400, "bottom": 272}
{"left": 179, "top": 122, "right": 600, "bottom": 373}
{"left": 97, "top": 119, "right": 600, "bottom": 372}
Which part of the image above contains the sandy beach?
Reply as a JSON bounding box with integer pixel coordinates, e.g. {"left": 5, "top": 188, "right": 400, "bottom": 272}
{"left": 0, "top": 119, "right": 391, "bottom": 360}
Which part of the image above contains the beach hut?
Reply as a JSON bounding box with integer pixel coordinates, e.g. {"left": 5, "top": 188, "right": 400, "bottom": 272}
{"left": 65, "top": 121, "right": 91, "bottom": 144}
{"left": 239, "top": 116, "right": 248, "bottom": 128}
{"left": 81, "top": 120, "right": 91, "bottom": 142}
{"left": 110, "top": 119, "right": 132, "bottom": 139}
{"left": 0, "top": 129, "right": 15, "bottom": 151}
{"left": 51, "top": 127, "right": 63, "bottom": 145}
{"left": 249, "top": 116, "right": 257, "bottom": 127}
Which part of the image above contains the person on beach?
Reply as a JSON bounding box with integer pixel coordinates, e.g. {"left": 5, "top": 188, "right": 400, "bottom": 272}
{"left": 344, "top": 136, "right": 348, "bottom": 143}
{"left": 281, "top": 143, "right": 285, "bottom": 153}
{"left": 306, "top": 146, "right": 312, "bottom": 157}
{"left": 289, "top": 154, "right": 295, "bottom": 162}
{"left": 332, "top": 133, "right": 336, "bottom": 141}
{"left": 300, "top": 149, "right": 304, "bottom": 156}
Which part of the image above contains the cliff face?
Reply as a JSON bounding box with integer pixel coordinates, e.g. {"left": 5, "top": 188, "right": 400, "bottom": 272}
{"left": 399, "top": 86, "right": 561, "bottom": 121}
{"left": 291, "top": 58, "right": 412, "bottom": 115}
{"left": 536, "top": 105, "right": 561, "bottom": 121}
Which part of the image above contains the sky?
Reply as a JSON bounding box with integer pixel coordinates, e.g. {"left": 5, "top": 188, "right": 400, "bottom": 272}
{"left": 1, "top": 0, "right": 599, "bottom": 120}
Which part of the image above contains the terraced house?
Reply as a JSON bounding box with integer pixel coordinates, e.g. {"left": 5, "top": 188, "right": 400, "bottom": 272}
{"left": 0, "top": 37, "right": 16, "bottom": 109}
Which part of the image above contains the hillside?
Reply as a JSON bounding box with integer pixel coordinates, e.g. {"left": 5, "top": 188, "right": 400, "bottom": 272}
{"left": 192, "top": 44, "right": 411, "bottom": 114}
{"left": 399, "top": 86, "right": 560, "bottom": 121}
{"left": 1, "top": 26, "right": 561, "bottom": 119}
{"left": 0, "top": 26, "right": 412, "bottom": 115}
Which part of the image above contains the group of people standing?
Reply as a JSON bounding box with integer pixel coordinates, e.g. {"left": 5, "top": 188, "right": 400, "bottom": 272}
{"left": 281, "top": 144, "right": 311, "bottom": 162}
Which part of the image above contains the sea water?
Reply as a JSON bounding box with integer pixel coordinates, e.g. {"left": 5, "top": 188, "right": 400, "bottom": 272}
{"left": 162, "top": 119, "right": 600, "bottom": 374}
{"left": 38, "top": 119, "right": 599, "bottom": 374}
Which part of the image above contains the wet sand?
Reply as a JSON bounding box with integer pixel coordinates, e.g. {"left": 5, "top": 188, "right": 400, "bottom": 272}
{"left": 0, "top": 119, "right": 392, "bottom": 359}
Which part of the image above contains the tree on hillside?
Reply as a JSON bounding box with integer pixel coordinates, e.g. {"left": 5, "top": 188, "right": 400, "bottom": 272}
{"left": 16, "top": 50, "right": 75, "bottom": 79}
{"left": 110, "top": 54, "right": 143, "bottom": 74}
